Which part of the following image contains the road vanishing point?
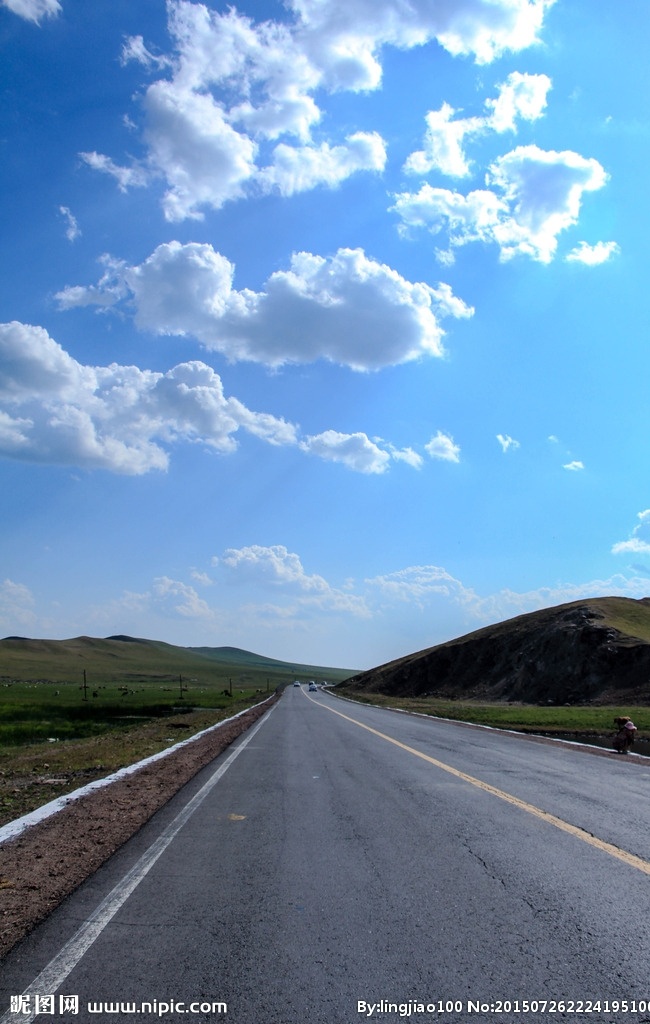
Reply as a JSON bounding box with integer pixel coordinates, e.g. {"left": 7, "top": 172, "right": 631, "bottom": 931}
{"left": 1, "top": 686, "right": 649, "bottom": 1024}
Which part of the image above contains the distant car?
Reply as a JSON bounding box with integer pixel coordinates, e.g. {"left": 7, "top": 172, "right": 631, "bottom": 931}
{"left": 308, "top": 682, "right": 317, "bottom": 692}
{"left": 293, "top": 681, "right": 300, "bottom": 687}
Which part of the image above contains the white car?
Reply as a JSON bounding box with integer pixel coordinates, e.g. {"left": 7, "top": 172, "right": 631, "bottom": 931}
{"left": 308, "top": 682, "right": 317, "bottom": 692}
{"left": 293, "top": 681, "right": 300, "bottom": 687}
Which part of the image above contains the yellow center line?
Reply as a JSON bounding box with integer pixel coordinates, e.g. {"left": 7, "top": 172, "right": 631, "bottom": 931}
{"left": 307, "top": 692, "right": 650, "bottom": 876}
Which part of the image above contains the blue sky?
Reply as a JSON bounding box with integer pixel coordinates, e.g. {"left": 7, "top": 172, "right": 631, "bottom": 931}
{"left": 1, "top": 0, "right": 649, "bottom": 669}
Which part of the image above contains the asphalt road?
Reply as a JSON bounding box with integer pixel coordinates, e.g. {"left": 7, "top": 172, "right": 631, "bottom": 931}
{"left": 2, "top": 686, "right": 650, "bottom": 1024}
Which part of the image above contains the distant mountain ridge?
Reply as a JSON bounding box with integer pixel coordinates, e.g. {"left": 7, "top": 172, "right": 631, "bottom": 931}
{"left": 341, "top": 596, "right": 650, "bottom": 705}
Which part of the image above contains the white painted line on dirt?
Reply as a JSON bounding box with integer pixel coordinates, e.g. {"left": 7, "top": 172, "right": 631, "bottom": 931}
{"left": 0, "top": 707, "right": 275, "bottom": 1024}
{"left": 0, "top": 696, "right": 274, "bottom": 847}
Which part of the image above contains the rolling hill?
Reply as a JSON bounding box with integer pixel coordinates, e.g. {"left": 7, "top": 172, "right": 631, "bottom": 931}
{"left": 339, "top": 597, "right": 650, "bottom": 705}
{"left": 0, "top": 635, "right": 355, "bottom": 687}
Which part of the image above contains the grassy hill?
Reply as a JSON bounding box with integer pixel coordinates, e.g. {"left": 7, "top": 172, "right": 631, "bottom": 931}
{"left": 339, "top": 596, "right": 650, "bottom": 705}
{"left": 0, "top": 635, "right": 355, "bottom": 749}
{"left": 0, "top": 635, "right": 355, "bottom": 689}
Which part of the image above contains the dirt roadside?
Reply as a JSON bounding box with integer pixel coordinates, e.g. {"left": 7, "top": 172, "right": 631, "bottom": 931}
{"left": 0, "top": 698, "right": 276, "bottom": 960}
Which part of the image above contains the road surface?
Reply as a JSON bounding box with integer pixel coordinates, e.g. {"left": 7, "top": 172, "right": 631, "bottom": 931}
{"left": 1, "top": 686, "right": 649, "bottom": 1024}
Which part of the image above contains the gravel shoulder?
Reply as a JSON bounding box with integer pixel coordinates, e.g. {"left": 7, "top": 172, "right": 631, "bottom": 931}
{"left": 0, "top": 698, "right": 276, "bottom": 960}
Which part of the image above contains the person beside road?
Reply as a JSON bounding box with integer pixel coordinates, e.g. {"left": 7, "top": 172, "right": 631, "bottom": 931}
{"left": 613, "top": 715, "right": 637, "bottom": 754}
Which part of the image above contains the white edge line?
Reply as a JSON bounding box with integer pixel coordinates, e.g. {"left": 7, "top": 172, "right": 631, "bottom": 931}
{"left": 0, "top": 696, "right": 275, "bottom": 847}
{"left": 0, "top": 707, "right": 275, "bottom": 1024}
{"left": 327, "top": 689, "right": 650, "bottom": 761}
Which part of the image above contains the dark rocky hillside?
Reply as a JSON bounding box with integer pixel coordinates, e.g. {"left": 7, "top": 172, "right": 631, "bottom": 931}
{"left": 341, "top": 597, "right": 650, "bottom": 704}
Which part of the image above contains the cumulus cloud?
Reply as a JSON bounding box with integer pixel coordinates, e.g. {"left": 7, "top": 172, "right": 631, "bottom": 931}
{"left": 565, "top": 240, "right": 620, "bottom": 265}
{"left": 292, "top": 0, "right": 554, "bottom": 75}
{"left": 485, "top": 71, "right": 551, "bottom": 132}
{"left": 394, "top": 145, "right": 608, "bottom": 263}
{"left": 612, "top": 510, "right": 650, "bottom": 556}
{"left": 1, "top": 0, "right": 60, "bottom": 23}
{"left": 367, "top": 564, "right": 650, "bottom": 626}
{"left": 487, "top": 146, "right": 608, "bottom": 261}
{"left": 425, "top": 430, "right": 460, "bottom": 462}
{"left": 0, "top": 321, "right": 297, "bottom": 474}
{"left": 143, "top": 79, "right": 259, "bottom": 220}
{"left": 0, "top": 321, "right": 437, "bottom": 476}
{"left": 217, "top": 544, "right": 370, "bottom": 616}
{"left": 404, "top": 73, "right": 551, "bottom": 178}
{"left": 563, "top": 460, "right": 584, "bottom": 471}
{"left": 56, "top": 242, "right": 473, "bottom": 370}
{"left": 84, "top": 0, "right": 555, "bottom": 219}
{"left": 300, "top": 430, "right": 391, "bottom": 474}
{"left": 220, "top": 544, "right": 329, "bottom": 591}
{"left": 152, "top": 576, "right": 215, "bottom": 620}
{"left": 388, "top": 445, "right": 424, "bottom": 469}
{"left": 258, "top": 132, "right": 386, "bottom": 196}
{"left": 368, "top": 565, "right": 471, "bottom": 607}
{"left": 404, "top": 103, "right": 484, "bottom": 179}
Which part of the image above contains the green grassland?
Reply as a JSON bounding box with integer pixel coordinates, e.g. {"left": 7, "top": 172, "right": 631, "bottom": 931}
{"left": 590, "top": 597, "right": 650, "bottom": 643}
{"left": 0, "top": 635, "right": 355, "bottom": 826}
{"left": 0, "top": 634, "right": 354, "bottom": 747}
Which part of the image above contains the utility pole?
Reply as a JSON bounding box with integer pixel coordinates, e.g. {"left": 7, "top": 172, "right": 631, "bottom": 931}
{"left": 82, "top": 669, "right": 88, "bottom": 701}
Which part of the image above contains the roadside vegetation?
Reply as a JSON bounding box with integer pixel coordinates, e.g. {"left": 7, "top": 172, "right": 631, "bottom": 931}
{"left": 335, "top": 690, "right": 650, "bottom": 739}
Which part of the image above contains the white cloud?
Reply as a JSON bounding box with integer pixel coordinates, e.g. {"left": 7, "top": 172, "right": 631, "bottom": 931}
{"left": 0, "top": 321, "right": 433, "bottom": 477}
{"left": 55, "top": 255, "right": 128, "bottom": 310}
{"left": 425, "top": 430, "right": 460, "bottom": 462}
{"left": 497, "top": 433, "right": 520, "bottom": 452}
{"left": 120, "top": 35, "right": 172, "bottom": 71}
{"left": 367, "top": 564, "right": 650, "bottom": 627}
{"left": 487, "top": 146, "right": 608, "bottom": 262}
{"left": 0, "top": 578, "right": 37, "bottom": 633}
{"left": 190, "top": 570, "right": 213, "bottom": 586}
{"left": 292, "top": 0, "right": 554, "bottom": 74}
{"left": 403, "top": 74, "right": 551, "bottom": 179}
{"left": 612, "top": 510, "right": 650, "bottom": 556}
{"left": 459, "top": 575, "right": 650, "bottom": 623}
{"left": 394, "top": 145, "right": 608, "bottom": 263}
{"left": 300, "top": 430, "right": 391, "bottom": 474}
{"left": 79, "top": 152, "right": 149, "bottom": 193}
{"left": 485, "top": 71, "right": 551, "bottom": 132}
{"left": 393, "top": 183, "right": 507, "bottom": 244}
{"left": 84, "top": 0, "right": 555, "bottom": 219}
{"left": 59, "top": 206, "right": 81, "bottom": 242}
{"left": 218, "top": 544, "right": 370, "bottom": 617}
{"left": 258, "top": 132, "right": 386, "bottom": 196}
{"left": 152, "top": 576, "right": 215, "bottom": 620}
{"left": 220, "top": 544, "right": 328, "bottom": 592}
{"left": 57, "top": 242, "right": 473, "bottom": 370}
{"left": 566, "top": 240, "right": 620, "bottom": 265}
{"left": 1, "top": 0, "right": 60, "bottom": 23}
{"left": 368, "top": 565, "right": 471, "bottom": 607}
{"left": 563, "top": 460, "right": 584, "bottom": 471}
{"left": 0, "top": 321, "right": 298, "bottom": 474}
{"left": 388, "top": 445, "right": 424, "bottom": 469}
{"left": 143, "top": 79, "right": 259, "bottom": 221}
{"left": 404, "top": 103, "right": 484, "bottom": 178}
{"left": 612, "top": 538, "right": 650, "bottom": 556}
